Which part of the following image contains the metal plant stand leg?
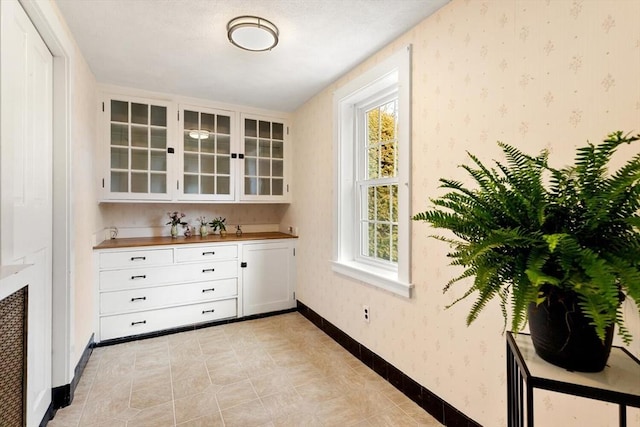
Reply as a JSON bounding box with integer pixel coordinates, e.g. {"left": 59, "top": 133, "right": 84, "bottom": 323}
{"left": 506, "top": 332, "right": 639, "bottom": 427}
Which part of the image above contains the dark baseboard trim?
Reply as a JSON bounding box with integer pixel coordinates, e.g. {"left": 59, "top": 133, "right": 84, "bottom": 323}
{"left": 95, "top": 307, "right": 298, "bottom": 347}
{"left": 51, "top": 333, "right": 95, "bottom": 410}
{"left": 296, "top": 300, "right": 482, "bottom": 427}
{"left": 50, "top": 384, "right": 70, "bottom": 411}
{"left": 38, "top": 401, "right": 54, "bottom": 427}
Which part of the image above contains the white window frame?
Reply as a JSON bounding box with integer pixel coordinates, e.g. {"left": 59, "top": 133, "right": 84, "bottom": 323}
{"left": 332, "top": 45, "right": 413, "bottom": 298}
{"left": 355, "top": 92, "right": 399, "bottom": 267}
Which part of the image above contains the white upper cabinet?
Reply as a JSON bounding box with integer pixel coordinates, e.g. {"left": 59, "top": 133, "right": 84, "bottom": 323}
{"left": 178, "top": 105, "right": 236, "bottom": 201}
{"left": 101, "top": 94, "right": 176, "bottom": 201}
{"left": 98, "top": 90, "right": 290, "bottom": 203}
{"left": 240, "top": 114, "right": 290, "bottom": 202}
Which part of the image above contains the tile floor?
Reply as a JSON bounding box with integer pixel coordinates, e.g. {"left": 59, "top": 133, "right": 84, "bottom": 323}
{"left": 48, "top": 312, "right": 441, "bottom": 426}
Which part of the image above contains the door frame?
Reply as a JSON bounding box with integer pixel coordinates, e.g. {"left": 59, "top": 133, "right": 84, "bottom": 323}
{"left": 18, "top": 0, "right": 74, "bottom": 389}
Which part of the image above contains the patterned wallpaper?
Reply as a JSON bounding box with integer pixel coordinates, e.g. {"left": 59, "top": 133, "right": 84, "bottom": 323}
{"left": 71, "top": 42, "right": 99, "bottom": 367}
{"left": 285, "top": 1, "right": 640, "bottom": 426}
{"left": 99, "top": 203, "right": 289, "bottom": 238}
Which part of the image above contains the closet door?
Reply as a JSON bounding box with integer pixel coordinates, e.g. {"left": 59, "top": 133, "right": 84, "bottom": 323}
{"left": 0, "top": 0, "right": 53, "bottom": 425}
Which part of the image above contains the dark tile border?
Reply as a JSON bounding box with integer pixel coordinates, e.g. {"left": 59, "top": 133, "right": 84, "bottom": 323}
{"left": 38, "top": 402, "right": 54, "bottom": 427}
{"left": 297, "top": 300, "right": 482, "bottom": 427}
{"left": 51, "top": 333, "right": 95, "bottom": 410}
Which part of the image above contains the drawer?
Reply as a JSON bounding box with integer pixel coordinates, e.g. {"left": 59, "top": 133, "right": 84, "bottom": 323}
{"left": 176, "top": 245, "right": 237, "bottom": 263}
{"left": 99, "top": 248, "right": 173, "bottom": 269}
{"left": 99, "top": 298, "right": 237, "bottom": 341}
{"left": 99, "top": 260, "right": 238, "bottom": 291}
{"left": 100, "top": 278, "right": 238, "bottom": 314}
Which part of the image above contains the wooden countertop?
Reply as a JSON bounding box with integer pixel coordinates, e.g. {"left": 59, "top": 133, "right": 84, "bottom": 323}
{"left": 94, "top": 232, "right": 297, "bottom": 250}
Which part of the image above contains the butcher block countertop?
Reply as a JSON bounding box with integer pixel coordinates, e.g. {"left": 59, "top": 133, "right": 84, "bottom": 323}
{"left": 94, "top": 232, "right": 297, "bottom": 250}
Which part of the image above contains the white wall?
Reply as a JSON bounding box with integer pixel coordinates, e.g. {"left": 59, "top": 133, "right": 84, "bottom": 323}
{"left": 286, "top": 1, "right": 640, "bottom": 426}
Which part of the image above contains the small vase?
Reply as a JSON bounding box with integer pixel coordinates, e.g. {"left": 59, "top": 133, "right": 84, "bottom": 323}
{"left": 170, "top": 224, "right": 178, "bottom": 238}
{"left": 220, "top": 229, "right": 227, "bottom": 237}
{"left": 200, "top": 225, "right": 208, "bottom": 237}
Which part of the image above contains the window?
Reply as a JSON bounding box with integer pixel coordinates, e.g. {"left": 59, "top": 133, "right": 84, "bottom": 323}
{"left": 332, "top": 46, "right": 413, "bottom": 297}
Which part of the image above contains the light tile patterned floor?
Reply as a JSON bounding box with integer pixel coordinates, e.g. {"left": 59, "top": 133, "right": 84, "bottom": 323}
{"left": 48, "top": 312, "right": 441, "bottom": 426}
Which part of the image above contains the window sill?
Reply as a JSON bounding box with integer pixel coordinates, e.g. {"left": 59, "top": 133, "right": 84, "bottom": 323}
{"left": 331, "top": 260, "right": 413, "bottom": 298}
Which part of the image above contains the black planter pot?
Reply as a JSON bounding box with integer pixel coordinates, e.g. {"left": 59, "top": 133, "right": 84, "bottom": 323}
{"left": 527, "top": 292, "right": 615, "bottom": 372}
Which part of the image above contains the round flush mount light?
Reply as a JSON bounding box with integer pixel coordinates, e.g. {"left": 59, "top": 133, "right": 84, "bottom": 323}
{"left": 227, "top": 15, "right": 279, "bottom": 52}
{"left": 188, "top": 130, "right": 210, "bottom": 139}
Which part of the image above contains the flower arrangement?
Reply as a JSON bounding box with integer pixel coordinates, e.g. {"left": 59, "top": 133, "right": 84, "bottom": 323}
{"left": 166, "top": 211, "right": 187, "bottom": 226}
{"left": 209, "top": 217, "right": 227, "bottom": 233}
{"left": 197, "top": 216, "right": 208, "bottom": 226}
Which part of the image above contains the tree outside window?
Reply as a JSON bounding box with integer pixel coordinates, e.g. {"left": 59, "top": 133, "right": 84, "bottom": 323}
{"left": 361, "top": 99, "right": 398, "bottom": 264}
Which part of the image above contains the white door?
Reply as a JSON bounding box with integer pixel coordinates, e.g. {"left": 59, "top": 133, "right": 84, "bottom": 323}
{"left": 0, "top": 1, "right": 53, "bottom": 425}
{"left": 242, "top": 241, "right": 296, "bottom": 316}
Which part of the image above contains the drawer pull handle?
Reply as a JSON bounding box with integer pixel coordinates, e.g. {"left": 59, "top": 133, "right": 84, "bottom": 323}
{"left": 131, "top": 320, "right": 147, "bottom": 326}
{"left": 202, "top": 268, "right": 215, "bottom": 273}
{"left": 130, "top": 256, "right": 146, "bottom": 261}
{"left": 202, "top": 309, "right": 216, "bottom": 314}
{"left": 131, "top": 296, "right": 147, "bottom": 302}
{"left": 131, "top": 275, "right": 147, "bottom": 280}
{"left": 202, "top": 288, "right": 216, "bottom": 293}
{"left": 202, "top": 251, "right": 216, "bottom": 256}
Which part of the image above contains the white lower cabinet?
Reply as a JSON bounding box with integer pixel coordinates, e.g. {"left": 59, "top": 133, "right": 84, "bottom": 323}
{"left": 242, "top": 240, "right": 296, "bottom": 316}
{"left": 95, "top": 237, "right": 296, "bottom": 342}
{"left": 100, "top": 298, "right": 237, "bottom": 341}
{"left": 99, "top": 278, "right": 237, "bottom": 314}
{"left": 99, "top": 259, "right": 238, "bottom": 291}
{"left": 95, "top": 243, "right": 241, "bottom": 342}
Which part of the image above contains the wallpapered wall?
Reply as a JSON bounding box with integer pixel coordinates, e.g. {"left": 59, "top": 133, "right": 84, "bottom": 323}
{"left": 99, "top": 203, "right": 288, "bottom": 238}
{"left": 47, "top": 2, "right": 103, "bottom": 377}
{"left": 285, "top": 1, "right": 640, "bottom": 426}
{"left": 70, "top": 45, "right": 99, "bottom": 370}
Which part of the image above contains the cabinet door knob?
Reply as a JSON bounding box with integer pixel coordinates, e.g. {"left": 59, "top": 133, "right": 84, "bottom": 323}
{"left": 202, "top": 288, "right": 216, "bottom": 293}
{"left": 130, "top": 256, "right": 146, "bottom": 261}
{"left": 131, "top": 296, "right": 147, "bottom": 302}
{"left": 202, "top": 309, "right": 215, "bottom": 314}
{"left": 131, "top": 320, "right": 147, "bottom": 326}
{"left": 202, "top": 251, "right": 215, "bottom": 256}
{"left": 131, "top": 275, "right": 147, "bottom": 280}
{"left": 202, "top": 268, "right": 215, "bottom": 273}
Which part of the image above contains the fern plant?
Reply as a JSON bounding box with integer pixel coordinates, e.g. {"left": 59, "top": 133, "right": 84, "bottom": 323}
{"left": 413, "top": 131, "right": 640, "bottom": 343}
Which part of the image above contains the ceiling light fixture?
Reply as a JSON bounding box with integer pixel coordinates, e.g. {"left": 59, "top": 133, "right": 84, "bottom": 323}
{"left": 188, "top": 130, "right": 210, "bottom": 139}
{"left": 227, "top": 15, "right": 279, "bottom": 52}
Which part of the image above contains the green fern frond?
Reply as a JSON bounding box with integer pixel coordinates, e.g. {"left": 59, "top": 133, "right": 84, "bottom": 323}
{"left": 412, "top": 132, "right": 640, "bottom": 344}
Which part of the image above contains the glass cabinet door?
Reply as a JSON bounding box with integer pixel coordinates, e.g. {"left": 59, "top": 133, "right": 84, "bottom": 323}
{"left": 179, "top": 106, "right": 235, "bottom": 200}
{"left": 107, "top": 96, "right": 171, "bottom": 199}
{"left": 242, "top": 115, "right": 288, "bottom": 200}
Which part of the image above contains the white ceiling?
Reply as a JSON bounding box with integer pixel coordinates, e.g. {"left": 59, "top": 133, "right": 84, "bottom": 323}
{"left": 55, "top": 0, "right": 449, "bottom": 112}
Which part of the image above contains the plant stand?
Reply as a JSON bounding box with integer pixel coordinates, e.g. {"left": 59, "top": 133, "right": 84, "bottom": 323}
{"left": 506, "top": 332, "right": 640, "bottom": 427}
